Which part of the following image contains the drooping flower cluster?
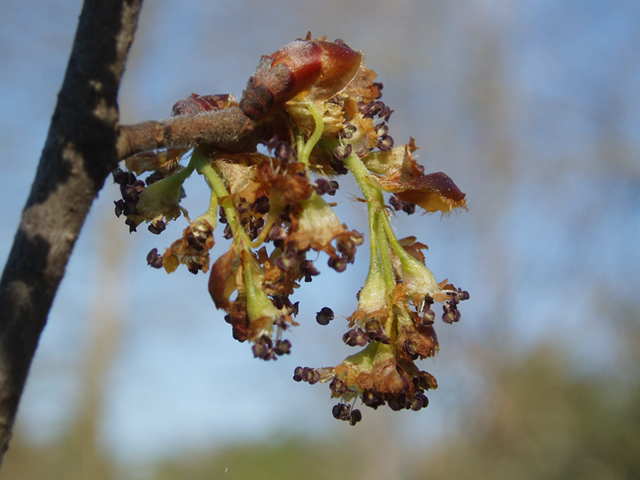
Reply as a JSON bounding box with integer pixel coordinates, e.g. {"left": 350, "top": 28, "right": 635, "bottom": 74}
{"left": 114, "top": 34, "right": 468, "bottom": 423}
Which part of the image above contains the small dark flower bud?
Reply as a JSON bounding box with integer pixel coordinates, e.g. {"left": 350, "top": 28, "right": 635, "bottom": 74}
{"left": 316, "top": 307, "right": 334, "bottom": 325}
{"left": 293, "top": 366, "right": 304, "bottom": 382}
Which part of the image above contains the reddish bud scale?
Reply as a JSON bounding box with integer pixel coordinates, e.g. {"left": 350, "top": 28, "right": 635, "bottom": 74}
{"left": 240, "top": 39, "right": 363, "bottom": 121}
{"left": 171, "top": 93, "right": 237, "bottom": 117}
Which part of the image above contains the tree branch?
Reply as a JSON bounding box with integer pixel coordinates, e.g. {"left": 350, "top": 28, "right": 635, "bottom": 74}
{"left": 116, "top": 107, "right": 255, "bottom": 159}
{"left": 0, "top": 0, "right": 143, "bottom": 467}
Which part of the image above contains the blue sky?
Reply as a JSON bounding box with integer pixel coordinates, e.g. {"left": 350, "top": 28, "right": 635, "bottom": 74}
{"left": 1, "top": 0, "right": 639, "bottom": 467}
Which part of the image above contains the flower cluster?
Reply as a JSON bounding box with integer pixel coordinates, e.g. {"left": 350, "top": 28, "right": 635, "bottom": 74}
{"left": 114, "top": 35, "right": 468, "bottom": 423}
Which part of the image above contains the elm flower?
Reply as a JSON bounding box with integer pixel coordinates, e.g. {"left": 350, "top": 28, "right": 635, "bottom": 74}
{"left": 112, "top": 36, "right": 469, "bottom": 422}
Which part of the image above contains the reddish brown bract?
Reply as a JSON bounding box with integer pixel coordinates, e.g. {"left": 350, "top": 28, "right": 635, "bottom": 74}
{"left": 239, "top": 39, "right": 363, "bottom": 121}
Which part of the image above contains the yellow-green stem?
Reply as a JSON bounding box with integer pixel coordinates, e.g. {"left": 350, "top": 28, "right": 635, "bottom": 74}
{"left": 298, "top": 104, "right": 324, "bottom": 166}
{"left": 192, "top": 147, "right": 251, "bottom": 249}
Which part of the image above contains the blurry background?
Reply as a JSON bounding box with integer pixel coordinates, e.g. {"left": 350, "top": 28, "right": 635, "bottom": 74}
{"left": 1, "top": 0, "right": 639, "bottom": 478}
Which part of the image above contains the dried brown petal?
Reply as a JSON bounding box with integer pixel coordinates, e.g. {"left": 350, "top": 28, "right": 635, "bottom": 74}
{"left": 374, "top": 171, "right": 466, "bottom": 214}
{"left": 208, "top": 246, "right": 241, "bottom": 309}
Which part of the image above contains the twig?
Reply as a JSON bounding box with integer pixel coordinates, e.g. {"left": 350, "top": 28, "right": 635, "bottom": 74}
{"left": 116, "top": 107, "right": 255, "bottom": 159}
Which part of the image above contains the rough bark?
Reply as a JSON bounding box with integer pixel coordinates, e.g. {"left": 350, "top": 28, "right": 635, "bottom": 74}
{"left": 0, "top": 0, "right": 143, "bottom": 467}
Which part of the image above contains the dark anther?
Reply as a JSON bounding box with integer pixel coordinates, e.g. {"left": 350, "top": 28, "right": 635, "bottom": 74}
{"left": 253, "top": 195, "right": 270, "bottom": 215}
{"left": 125, "top": 218, "right": 138, "bottom": 233}
{"left": 342, "top": 328, "right": 368, "bottom": 347}
{"left": 349, "top": 409, "right": 362, "bottom": 425}
{"left": 223, "top": 224, "right": 233, "bottom": 240}
{"left": 274, "top": 339, "right": 292, "bottom": 356}
{"left": 114, "top": 199, "right": 126, "bottom": 217}
{"left": 378, "top": 135, "right": 394, "bottom": 151}
{"left": 353, "top": 147, "right": 368, "bottom": 159}
{"left": 302, "top": 367, "right": 321, "bottom": 385}
{"left": 146, "top": 248, "right": 164, "bottom": 269}
{"left": 328, "top": 256, "right": 347, "bottom": 273}
{"left": 389, "top": 195, "right": 416, "bottom": 215}
{"left": 121, "top": 181, "right": 145, "bottom": 203}
{"left": 316, "top": 307, "right": 334, "bottom": 326}
{"left": 329, "top": 377, "right": 349, "bottom": 395}
{"left": 145, "top": 171, "right": 164, "bottom": 186}
{"left": 403, "top": 340, "right": 419, "bottom": 360}
{"left": 293, "top": 366, "right": 304, "bottom": 382}
{"left": 375, "top": 123, "right": 389, "bottom": 137}
{"left": 332, "top": 403, "right": 351, "bottom": 421}
{"left": 148, "top": 221, "right": 166, "bottom": 235}
{"left": 300, "top": 260, "right": 320, "bottom": 282}
{"left": 274, "top": 141, "right": 296, "bottom": 163}
{"left": 340, "top": 123, "right": 357, "bottom": 139}
{"left": 275, "top": 250, "right": 297, "bottom": 271}
{"left": 420, "top": 308, "right": 436, "bottom": 326}
{"left": 327, "top": 180, "right": 339, "bottom": 195}
{"left": 314, "top": 178, "right": 339, "bottom": 196}
{"left": 362, "top": 390, "right": 385, "bottom": 409}
{"left": 387, "top": 395, "right": 407, "bottom": 412}
{"left": 218, "top": 206, "right": 228, "bottom": 224}
{"left": 112, "top": 168, "right": 136, "bottom": 186}
{"left": 380, "top": 106, "right": 394, "bottom": 122}
{"left": 372, "top": 82, "right": 384, "bottom": 98}
{"left": 252, "top": 335, "right": 275, "bottom": 360}
{"left": 414, "top": 393, "right": 429, "bottom": 410}
{"left": 334, "top": 143, "right": 352, "bottom": 161}
{"left": 443, "top": 302, "right": 461, "bottom": 324}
